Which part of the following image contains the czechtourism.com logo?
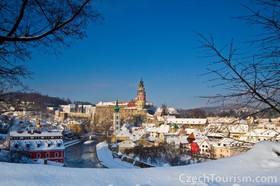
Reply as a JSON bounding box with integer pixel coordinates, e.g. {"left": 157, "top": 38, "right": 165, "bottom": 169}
{"left": 178, "top": 173, "right": 278, "bottom": 184}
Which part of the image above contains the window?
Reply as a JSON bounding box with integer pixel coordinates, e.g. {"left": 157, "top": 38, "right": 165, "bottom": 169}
{"left": 46, "top": 152, "right": 50, "bottom": 158}
{"left": 37, "top": 153, "right": 41, "bottom": 158}
{"left": 55, "top": 152, "right": 59, "bottom": 158}
{"left": 14, "top": 144, "right": 19, "bottom": 149}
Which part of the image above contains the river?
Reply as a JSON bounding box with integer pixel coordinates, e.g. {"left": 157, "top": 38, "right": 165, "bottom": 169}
{"left": 64, "top": 140, "right": 105, "bottom": 168}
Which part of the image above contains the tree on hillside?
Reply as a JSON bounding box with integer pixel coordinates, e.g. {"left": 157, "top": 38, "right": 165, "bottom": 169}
{"left": 0, "top": 0, "right": 101, "bottom": 112}
{"left": 160, "top": 103, "right": 168, "bottom": 116}
{"left": 185, "top": 108, "right": 207, "bottom": 118}
{"left": 198, "top": 0, "right": 280, "bottom": 116}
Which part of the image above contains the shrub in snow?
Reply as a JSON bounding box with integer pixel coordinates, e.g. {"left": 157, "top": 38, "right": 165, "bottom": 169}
{"left": 0, "top": 150, "right": 34, "bottom": 164}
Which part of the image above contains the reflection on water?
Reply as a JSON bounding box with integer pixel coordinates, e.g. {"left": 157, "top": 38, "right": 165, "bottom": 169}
{"left": 64, "top": 140, "right": 104, "bottom": 168}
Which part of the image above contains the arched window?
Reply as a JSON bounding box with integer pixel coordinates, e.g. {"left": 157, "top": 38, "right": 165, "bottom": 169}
{"left": 46, "top": 152, "right": 50, "bottom": 158}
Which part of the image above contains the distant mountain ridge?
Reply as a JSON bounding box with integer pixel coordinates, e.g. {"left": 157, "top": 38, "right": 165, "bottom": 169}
{"left": 182, "top": 103, "right": 280, "bottom": 118}
{"left": 3, "top": 92, "right": 70, "bottom": 107}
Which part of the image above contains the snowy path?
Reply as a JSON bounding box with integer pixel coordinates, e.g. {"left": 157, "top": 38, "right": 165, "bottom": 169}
{"left": 96, "top": 141, "right": 138, "bottom": 169}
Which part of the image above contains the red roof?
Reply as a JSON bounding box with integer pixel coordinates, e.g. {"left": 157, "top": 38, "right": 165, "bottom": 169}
{"left": 127, "top": 100, "right": 136, "bottom": 107}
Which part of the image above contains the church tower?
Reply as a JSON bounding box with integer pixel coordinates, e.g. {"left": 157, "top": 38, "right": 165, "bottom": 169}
{"left": 136, "top": 78, "right": 146, "bottom": 110}
{"left": 113, "top": 100, "right": 121, "bottom": 132}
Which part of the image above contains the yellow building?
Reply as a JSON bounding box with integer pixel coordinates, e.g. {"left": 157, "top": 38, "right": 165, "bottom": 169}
{"left": 212, "top": 138, "right": 248, "bottom": 159}
{"left": 166, "top": 118, "right": 208, "bottom": 131}
{"left": 67, "top": 121, "right": 85, "bottom": 134}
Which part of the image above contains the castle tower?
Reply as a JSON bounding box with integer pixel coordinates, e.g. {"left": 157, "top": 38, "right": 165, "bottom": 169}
{"left": 113, "top": 100, "right": 121, "bottom": 132}
{"left": 136, "top": 78, "right": 146, "bottom": 110}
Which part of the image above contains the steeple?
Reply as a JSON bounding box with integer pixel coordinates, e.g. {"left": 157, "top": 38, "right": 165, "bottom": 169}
{"left": 139, "top": 78, "right": 144, "bottom": 88}
{"left": 113, "top": 100, "right": 121, "bottom": 132}
{"left": 114, "top": 100, "right": 120, "bottom": 113}
{"left": 136, "top": 78, "right": 146, "bottom": 110}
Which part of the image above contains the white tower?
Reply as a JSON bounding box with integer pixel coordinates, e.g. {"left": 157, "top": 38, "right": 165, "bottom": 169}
{"left": 113, "top": 100, "right": 121, "bottom": 132}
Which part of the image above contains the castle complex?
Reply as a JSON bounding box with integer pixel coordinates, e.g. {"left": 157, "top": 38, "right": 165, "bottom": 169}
{"left": 93, "top": 78, "right": 155, "bottom": 128}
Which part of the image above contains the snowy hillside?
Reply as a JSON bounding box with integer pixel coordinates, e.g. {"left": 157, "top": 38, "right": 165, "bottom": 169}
{"left": 0, "top": 141, "right": 280, "bottom": 186}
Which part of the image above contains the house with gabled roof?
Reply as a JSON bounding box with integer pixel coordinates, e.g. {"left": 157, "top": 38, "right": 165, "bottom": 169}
{"left": 195, "top": 139, "right": 212, "bottom": 158}
{"left": 240, "top": 129, "right": 280, "bottom": 143}
{"left": 118, "top": 139, "right": 136, "bottom": 153}
{"left": 212, "top": 138, "right": 247, "bottom": 159}
{"left": 8, "top": 130, "right": 65, "bottom": 163}
{"left": 166, "top": 118, "right": 208, "bottom": 130}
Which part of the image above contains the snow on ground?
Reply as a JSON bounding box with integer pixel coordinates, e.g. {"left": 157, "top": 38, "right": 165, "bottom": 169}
{"left": 0, "top": 141, "right": 280, "bottom": 186}
{"left": 96, "top": 141, "right": 138, "bottom": 169}
{"left": 36, "top": 159, "right": 64, "bottom": 167}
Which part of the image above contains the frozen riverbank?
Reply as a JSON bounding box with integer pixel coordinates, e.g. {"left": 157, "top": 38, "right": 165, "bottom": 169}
{"left": 96, "top": 141, "right": 138, "bottom": 169}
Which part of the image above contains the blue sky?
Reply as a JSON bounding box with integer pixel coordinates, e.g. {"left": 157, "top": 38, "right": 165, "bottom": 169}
{"left": 24, "top": 0, "right": 257, "bottom": 109}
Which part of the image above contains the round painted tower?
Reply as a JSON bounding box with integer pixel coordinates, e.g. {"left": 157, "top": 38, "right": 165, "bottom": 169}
{"left": 136, "top": 78, "right": 146, "bottom": 110}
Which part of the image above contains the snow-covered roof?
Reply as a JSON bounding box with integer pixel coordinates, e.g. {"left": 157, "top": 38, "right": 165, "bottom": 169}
{"left": 9, "top": 138, "right": 64, "bottom": 151}
{"left": 118, "top": 140, "right": 136, "bottom": 148}
{"left": 67, "top": 120, "right": 83, "bottom": 125}
{"left": 115, "top": 129, "right": 131, "bottom": 139}
{"left": 179, "top": 136, "right": 189, "bottom": 144}
{"left": 156, "top": 116, "right": 165, "bottom": 122}
{"left": 207, "top": 117, "right": 238, "bottom": 124}
{"left": 131, "top": 129, "right": 145, "bottom": 141}
{"left": 185, "top": 128, "right": 196, "bottom": 135}
{"left": 163, "top": 115, "right": 176, "bottom": 120}
{"left": 213, "top": 137, "right": 241, "bottom": 148}
{"left": 166, "top": 136, "right": 179, "bottom": 144}
{"left": 207, "top": 132, "right": 224, "bottom": 138}
{"left": 9, "top": 130, "right": 63, "bottom": 137}
{"left": 155, "top": 107, "right": 179, "bottom": 115}
{"left": 96, "top": 101, "right": 127, "bottom": 106}
{"left": 9, "top": 129, "right": 64, "bottom": 152}
{"left": 228, "top": 124, "right": 249, "bottom": 133}
{"left": 145, "top": 126, "right": 159, "bottom": 133}
{"left": 166, "top": 118, "right": 208, "bottom": 125}
{"left": 243, "top": 129, "right": 280, "bottom": 137}
{"left": 158, "top": 124, "right": 170, "bottom": 134}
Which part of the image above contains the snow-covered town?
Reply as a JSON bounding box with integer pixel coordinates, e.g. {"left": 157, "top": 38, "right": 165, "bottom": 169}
{"left": 0, "top": 78, "right": 279, "bottom": 185}
{"left": 1, "top": 0, "right": 280, "bottom": 185}
{"left": 1, "top": 104, "right": 279, "bottom": 166}
{"left": 0, "top": 105, "right": 280, "bottom": 185}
